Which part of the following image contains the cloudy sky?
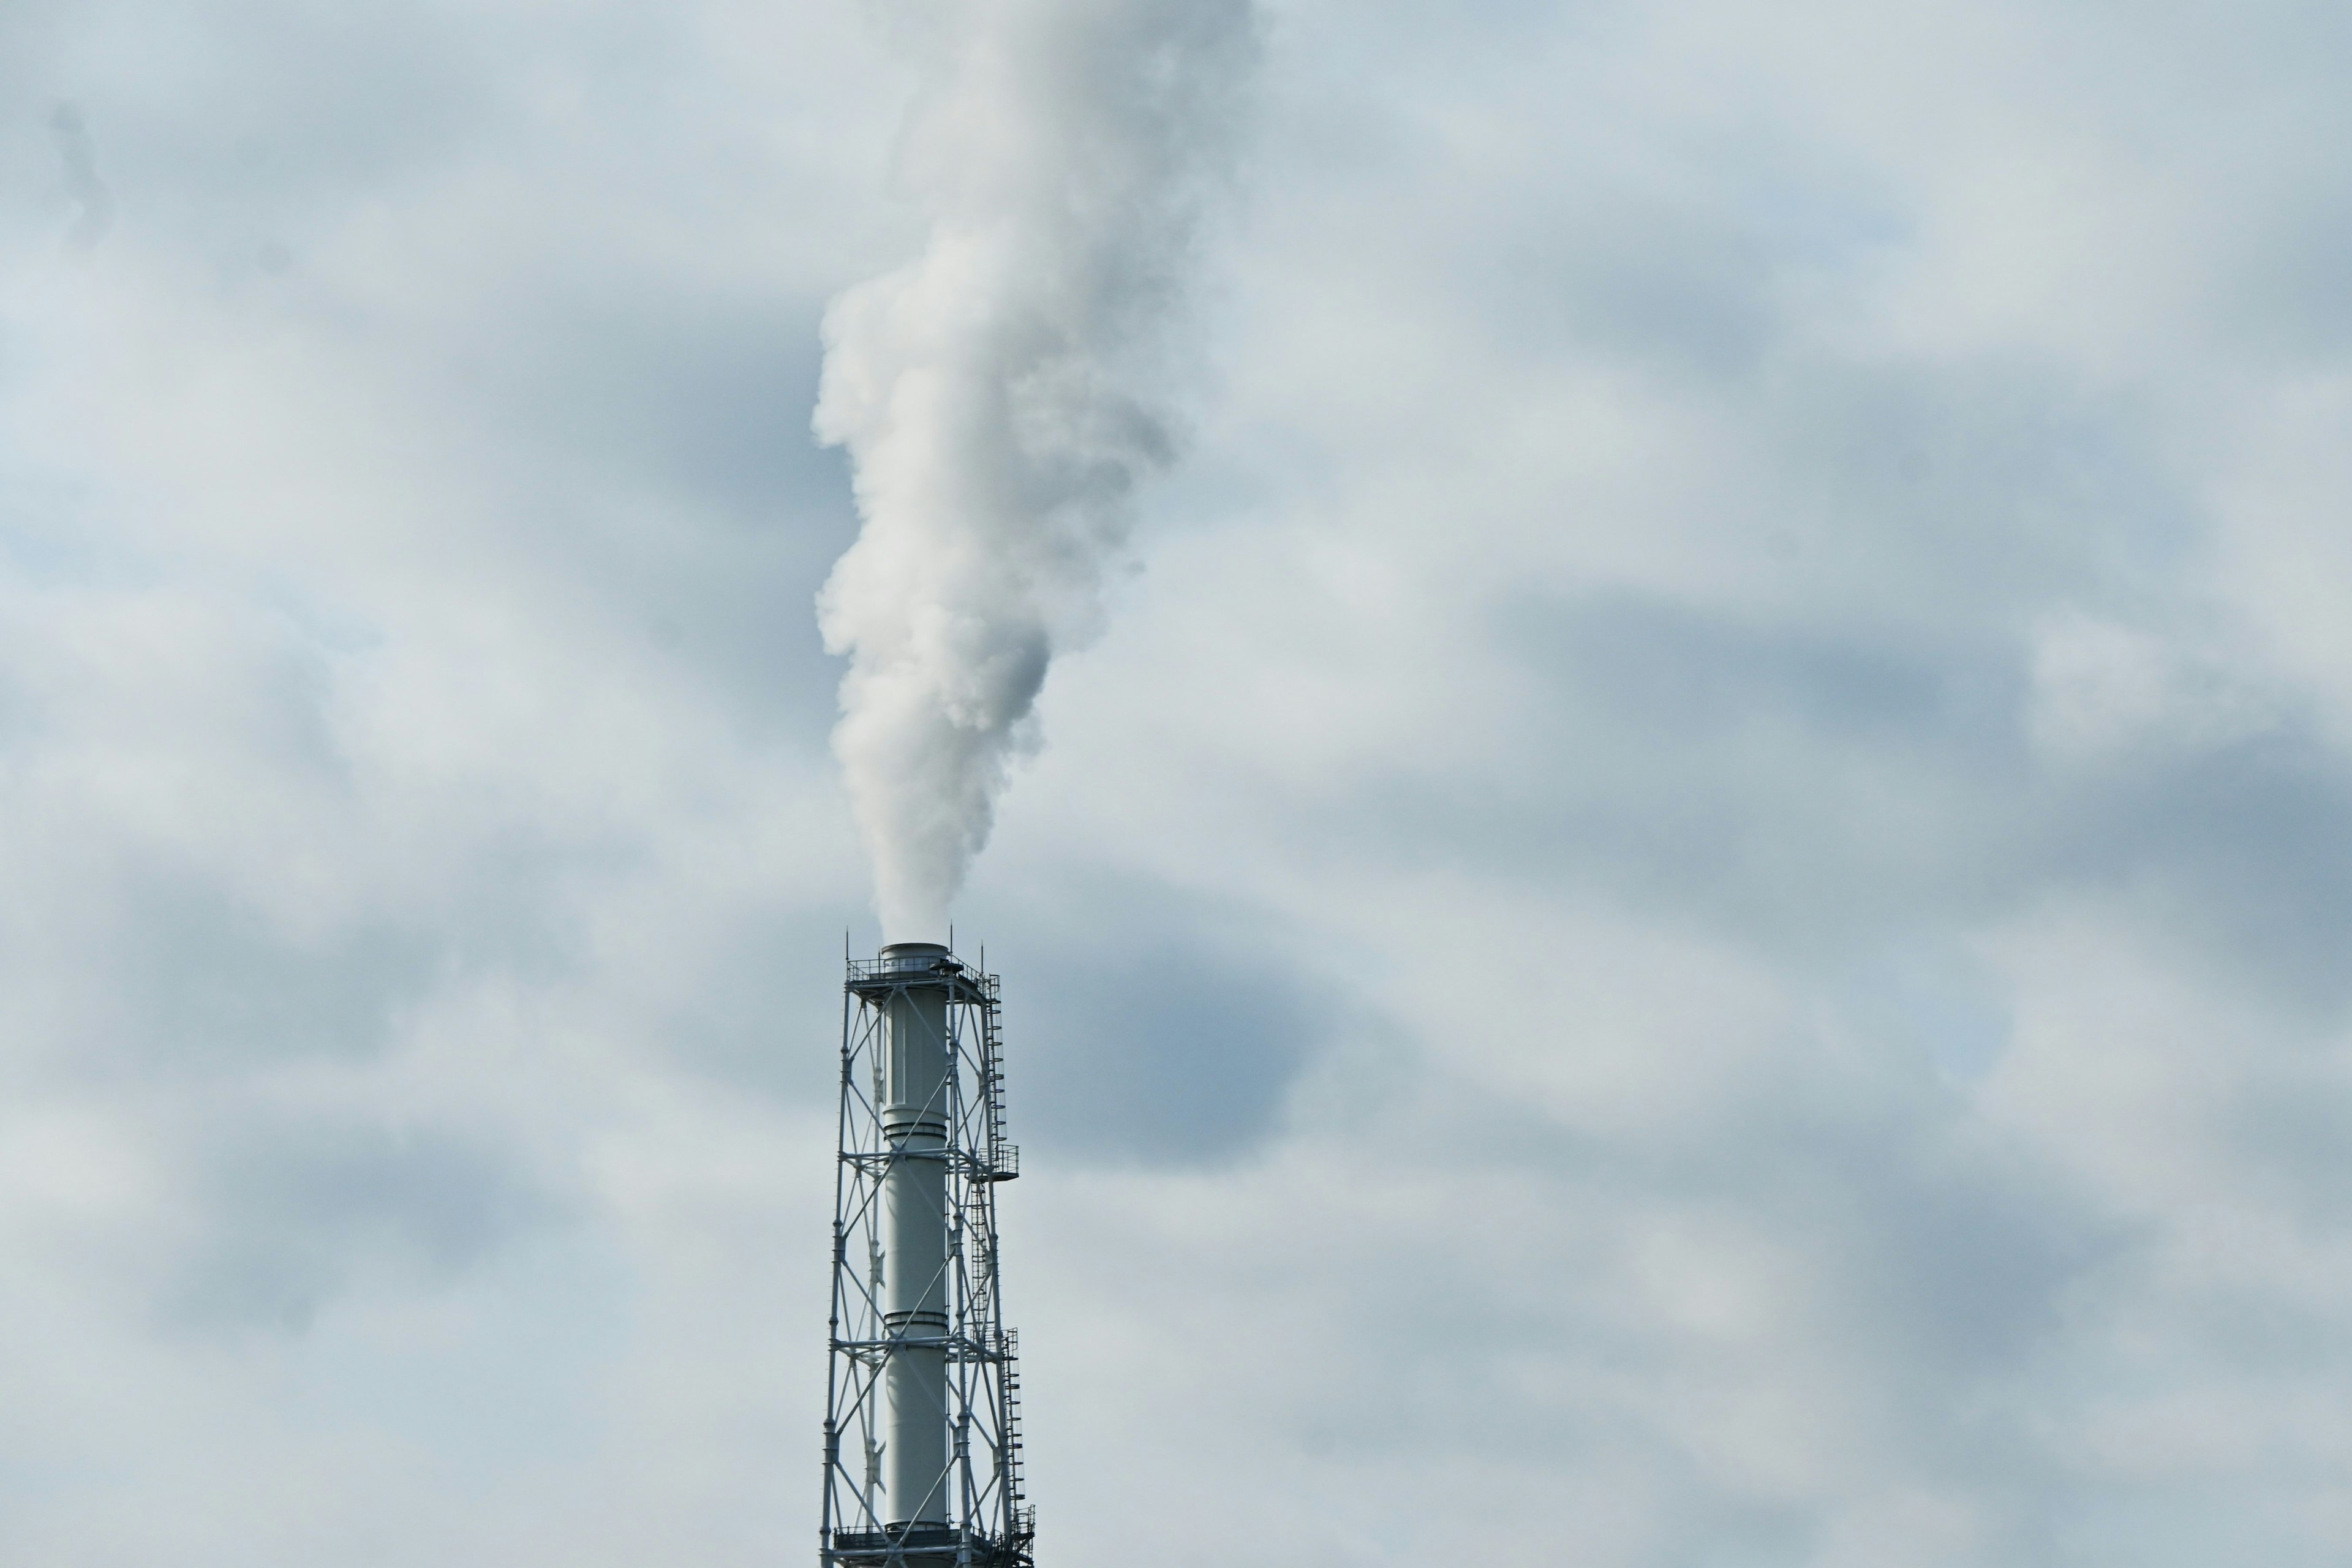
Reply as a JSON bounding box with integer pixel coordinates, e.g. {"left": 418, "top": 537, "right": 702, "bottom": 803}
{"left": 8, "top": 1, "right": 2352, "bottom": 1564}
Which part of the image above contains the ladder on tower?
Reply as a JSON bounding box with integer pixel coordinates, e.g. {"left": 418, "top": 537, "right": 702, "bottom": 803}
{"left": 981, "top": 981, "right": 1017, "bottom": 1181}
{"left": 1001, "top": 1327, "right": 1028, "bottom": 1517}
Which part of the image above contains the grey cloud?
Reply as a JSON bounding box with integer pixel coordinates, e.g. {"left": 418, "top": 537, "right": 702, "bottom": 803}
{"left": 1369, "top": 589, "right": 2034, "bottom": 952}
{"left": 1506, "top": 592, "right": 1986, "bottom": 746}
{"left": 72, "top": 824, "right": 642, "bottom": 1089}
{"left": 446, "top": 287, "right": 858, "bottom": 734}
{"left": 2234, "top": 187, "right": 2352, "bottom": 363}
{"left": 1368, "top": 573, "right": 2352, "bottom": 1028}
{"left": 102, "top": 872, "right": 437, "bottom": 1078}
{"left": 1015, "top": 951, "right": 1316, "bottom": 1166}
{"left": 983, "top": 884, "right": 1332, "bottom": 1167}
{"left": 666, "top": 907, "right": 879, "bottom": 1101}
{"left": 2042, "top": 729, "right": 2352, "bottom": 1015}
{"left": 1792, "top": 1124, "right": 2105, "bottom": 1378}
{"left": 63, "top": 5, "right": 500, "bottom": 211}
{"left": 165, "top": 1114, "right": 565, "bottom": 1334}
{"left": 454, "top": 288, "right": 842, "bottom": 522}
{"left": 2223, "top": 1069, "right": 2352, "bottom": 1231}
{"left": 1724, "top": 360, "right": 2204, "bottom": 636}
{"left": 1490, "top": 156, "right": 1906, "bottom": 382}
{"left": 47, "top": 102, "right": 113, "bottom": 251}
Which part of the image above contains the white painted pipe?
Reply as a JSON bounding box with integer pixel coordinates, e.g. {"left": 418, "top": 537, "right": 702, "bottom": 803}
{"left": 878, "top": 942, "right": 951, "bottom": 1529}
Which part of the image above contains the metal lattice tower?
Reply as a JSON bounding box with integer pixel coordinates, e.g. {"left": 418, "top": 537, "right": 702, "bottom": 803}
{"left": 821, "top": 942, "right": 1034, "bottom": 1568}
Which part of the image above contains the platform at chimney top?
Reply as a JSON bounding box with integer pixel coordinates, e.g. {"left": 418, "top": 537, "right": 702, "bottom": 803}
{"left": 826, "top": 1521, "right": 1032, "bottom": 1568}
{"left": 846, "top": 946, "right": 995, "bottom": 1005}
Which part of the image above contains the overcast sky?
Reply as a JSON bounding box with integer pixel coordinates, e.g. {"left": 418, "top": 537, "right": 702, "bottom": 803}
{"left": 7, "top": 1, "right": 2352, "bottom": 1564}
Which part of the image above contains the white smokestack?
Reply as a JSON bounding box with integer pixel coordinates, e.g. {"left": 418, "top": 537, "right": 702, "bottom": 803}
{"left": 814, "top": 0, "right": 1257, "bottom": 939}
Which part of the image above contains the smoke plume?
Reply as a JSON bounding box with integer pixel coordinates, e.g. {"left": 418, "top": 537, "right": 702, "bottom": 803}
{"left": 814, "top": 0, "right": 1256, "bottom": 939}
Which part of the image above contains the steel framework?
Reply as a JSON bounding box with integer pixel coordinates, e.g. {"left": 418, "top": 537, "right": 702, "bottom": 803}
{"left": 821, "top": 944, "right": 1033, "bottom": 1568}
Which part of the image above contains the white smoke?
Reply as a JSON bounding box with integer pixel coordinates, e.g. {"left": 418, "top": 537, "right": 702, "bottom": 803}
{"left": 813, "top": 0, "right": 1256, "bottom": 940}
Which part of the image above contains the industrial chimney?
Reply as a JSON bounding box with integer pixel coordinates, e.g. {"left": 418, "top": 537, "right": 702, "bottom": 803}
{"left": 821, "top": 943, "right": 1034, "bottom": 1568}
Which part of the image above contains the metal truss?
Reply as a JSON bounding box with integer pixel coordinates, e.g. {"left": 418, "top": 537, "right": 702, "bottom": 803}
{"left": 821, "top": 947, "right": 1033, "bottom": 1568}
